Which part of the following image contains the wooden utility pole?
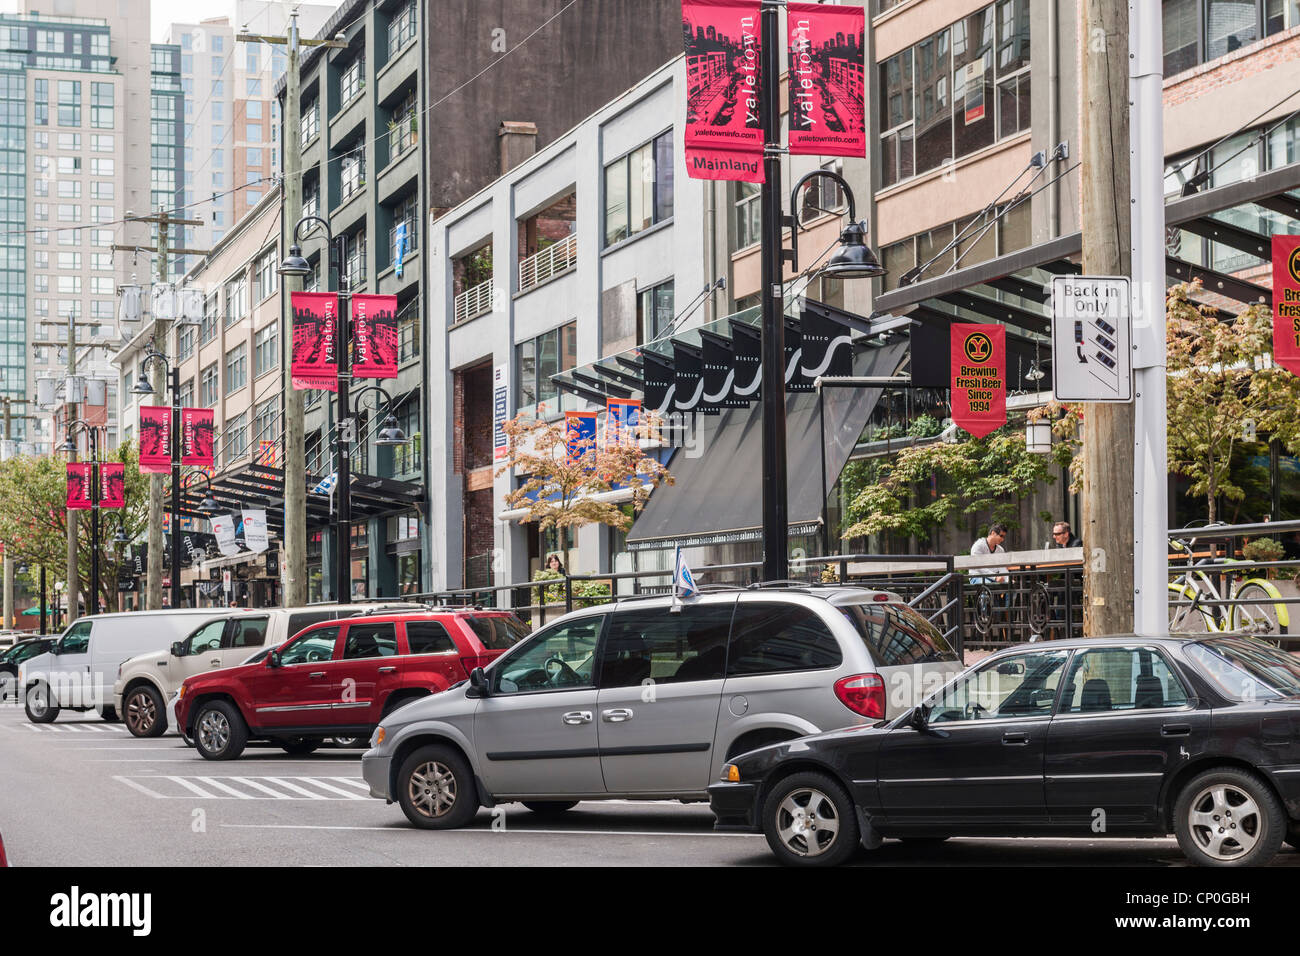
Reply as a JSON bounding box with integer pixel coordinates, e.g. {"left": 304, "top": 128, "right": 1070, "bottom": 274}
{"left": 1080, "top": 0, "right": 1135, "bottom": 635}
{"left": 115, "top": 211, "right": 205, "bottom": 609}
{"left": 239, "top": 16, "right": 344, "bottom": 607}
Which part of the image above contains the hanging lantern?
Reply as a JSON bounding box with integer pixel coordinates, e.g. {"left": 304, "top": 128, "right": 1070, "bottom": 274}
{"left": 1026, "top": 419, "right": 1053, "bottom": 454}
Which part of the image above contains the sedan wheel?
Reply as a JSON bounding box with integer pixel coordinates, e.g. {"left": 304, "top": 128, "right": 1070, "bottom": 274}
{"left": 762, "top": 771, "right": 859, "bottom": 867}
{"left": 1175, "top": 767, "right": 1283, "bottom": 866}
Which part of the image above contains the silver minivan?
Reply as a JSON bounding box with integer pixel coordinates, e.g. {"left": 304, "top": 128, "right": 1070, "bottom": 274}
{"left": 361, "top": 587, "right": 964, "bottom": 828}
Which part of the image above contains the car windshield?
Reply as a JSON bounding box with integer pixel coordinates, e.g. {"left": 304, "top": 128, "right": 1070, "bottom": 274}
{"left": 838, "top": 602, "right": 958, "bottom": 665}
{"left": 1186, "top": 639, "right": 1300, "bottom": 701}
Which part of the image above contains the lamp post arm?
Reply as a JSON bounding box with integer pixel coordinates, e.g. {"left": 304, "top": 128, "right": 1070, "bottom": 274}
{"left": 293, "top": 216, "right": 333, "bottom": 245}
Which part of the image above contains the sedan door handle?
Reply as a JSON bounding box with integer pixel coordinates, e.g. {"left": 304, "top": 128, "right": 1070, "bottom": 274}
{"left": 602, "top": 708, "right": 634, "bottom": 723}
{"left": 378, "top": 666, "right": 397, "bottom": 674}
{"left": 1162, "top": 723, "right": 1192, "bottom": 737}
{"left": 309, "top": 671, "right": 327, "bottom": 679}
{"left": 561, "top": 711, "right": 592, "bottom": 725}
{"left": 1002, "top": 731, "right": 1029, "bottom": 745}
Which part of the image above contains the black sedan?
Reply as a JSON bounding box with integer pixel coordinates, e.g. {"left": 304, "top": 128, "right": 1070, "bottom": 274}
{"left": 709, "top": 635, "right": 1300, "bottom": 867}
{"left": 0, "top": 637, "right": 55, "bottom": 701}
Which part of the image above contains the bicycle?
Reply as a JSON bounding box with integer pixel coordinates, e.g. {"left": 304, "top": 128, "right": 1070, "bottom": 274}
{"left": 1167, "top": 533, "right": 1290, "bottom": 644}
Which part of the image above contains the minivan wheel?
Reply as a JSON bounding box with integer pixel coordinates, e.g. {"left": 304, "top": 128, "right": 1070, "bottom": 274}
{"left": 124, "top": 686, "right": 166, "bottom": 738}
{"left": 522, "top": 801, "right": 579, "bottom": 816}
{"left": 24, "top": 682, "right": 59, "bottom": 723}
{"left": 396, "top": 744, "right": 478, "bottom": 829}
{"left": 194, "top": 701, "right": 248, "bottom": 761}
{"left": 1174, "top": 767, "right": 1284, "bottom": 866}
{"left": 762, "top": 771, "right": 859, "bottom": 867}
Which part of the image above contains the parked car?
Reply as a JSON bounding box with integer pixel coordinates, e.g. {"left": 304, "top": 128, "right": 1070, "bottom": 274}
{"left": 709, "top": 634, "right": 1300, "bottom": 867}
{"left": 360, "top": 586, "right": 964, "bottom": 829}
{"left": 113, "top": 603, "right": 413, "bottom": 738}
{"left": 19, "top": 610, "right": 218, "bottom": 723}
{"left": 0, "top": 637, "right": 56, "bottom": 701}
{"left": 175, "top": 608, "right": 532, "bottom": 759}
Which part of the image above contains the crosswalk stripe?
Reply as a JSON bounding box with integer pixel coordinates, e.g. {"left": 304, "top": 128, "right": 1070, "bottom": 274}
{"left": 166, "top": 776, "right": 219, "bottom": 798}
{"left": 292, "top": 777, "right": 365, "bottom": 799}
{"left": 194, "top": 776, "right": 256, "bottom": 799}
{"left": 260, "top": 777, "right": 328, "bottom": 799}
{"left": 329, "top": 777, "right": 372, "bottom": 791}
{"left": 227, "top": 776, "right": 293, "bottom": 799}
{"left": 113, "top": 775, "right": 169, "bottom": 799}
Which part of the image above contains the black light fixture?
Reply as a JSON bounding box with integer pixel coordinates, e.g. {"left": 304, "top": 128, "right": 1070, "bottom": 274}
{"left": 822, "top": 220, "right": 887, "bottom": 280}
{"left": 131, "top": 377, "right": 155, "bottom": 395}
{"left": 112, "top": 526, "right": 130, "bottom": 548}
{"left": 279, "top": 243, "right": 312, "bottom": 278}
{"left": 57, "top": 432, "right": 77, "bottom": 453}
{"left": 375, "top": 413, "right": 408, "bottom": 447}
{"left": 199, "top": 493, "right": 221, "bottom": 514}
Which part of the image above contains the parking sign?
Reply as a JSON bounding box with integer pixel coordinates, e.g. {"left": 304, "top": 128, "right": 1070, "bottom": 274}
{"left": 1051, "top": 275, "right": 1133, "bottom": 402}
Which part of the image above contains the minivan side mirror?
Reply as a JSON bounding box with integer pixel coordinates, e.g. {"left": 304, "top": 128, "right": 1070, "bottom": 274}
{"left": 266, "top": 650, "right": 281, "bottom": 669}
{"left": 466, "top": 667, "right": 489, "bottom": 699}
{"left": 170, "top": 641, "right": 185, "bottom": 658}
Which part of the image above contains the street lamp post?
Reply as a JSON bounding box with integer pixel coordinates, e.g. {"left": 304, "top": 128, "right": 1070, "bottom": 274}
{"left": 755, "top": 10, "right": 886, "bottom": 582}
{"left": 132, "top": 346, "right": 182, "bottom": 608}
{"left": 60, "top": 420, "right": 108, "bottom": 613}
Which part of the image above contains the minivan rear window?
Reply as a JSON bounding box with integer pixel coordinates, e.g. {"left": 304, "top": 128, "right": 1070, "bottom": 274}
{"left": 727, "top": 603, "right": 842, "bottom": 676}
{"left": 464, "top": 615, "right": 532, "bottom": 650}
{"left": 839, "top": 603, "right": 957, "bottom": 666}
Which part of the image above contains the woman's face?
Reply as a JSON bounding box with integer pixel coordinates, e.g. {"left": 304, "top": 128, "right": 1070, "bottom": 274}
{"left": 548, "top": 556, "right": 560, "bottom": 569}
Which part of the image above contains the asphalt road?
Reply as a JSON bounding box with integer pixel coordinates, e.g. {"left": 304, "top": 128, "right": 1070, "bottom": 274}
{"left": 3, "top": 704, "right": 1299, "bottom": 867}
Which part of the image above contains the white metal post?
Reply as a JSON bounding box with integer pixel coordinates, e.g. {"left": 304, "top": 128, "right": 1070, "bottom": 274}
{"left": 1129, "top": 0, "right": 1168, "bottom": 635}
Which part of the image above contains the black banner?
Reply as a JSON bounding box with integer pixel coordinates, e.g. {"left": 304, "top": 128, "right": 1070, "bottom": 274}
{"left": 700, "top": 329, "right": 746, "bottom": 408}
{"left": 673, "top": 341, "right": 708, "bottom": 414}
{"left": 800, "top": 304, "right": 854, "bottom": 382}
{"left": 265, "top": 550, "right": 280, "bottom": 578}
{"left": 729, "top": 319, "right": 762, "bottom": 404}
{"left": 642, "top": 350, "right": 677, "bottom": 416}
{"left": 784, "top": 316, "right": 812, "bottom": 392}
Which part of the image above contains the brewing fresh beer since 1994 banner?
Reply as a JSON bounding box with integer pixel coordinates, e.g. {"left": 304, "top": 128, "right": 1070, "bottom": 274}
{"left": 681, "top": 0, "right": 764, "bottom": 182}
{"left": 1274, "top": 234, "right": 1300, "bottom": 376}
{"left": 138, "top": 405, "right": 172, "bottom": 474}
{"left": 950, "top": 324, "right": 1007, "bottom": 438}
{"left": 787, "top": 3, "right": 866, "bottom": 157}
{"left": 290, "top": 291, "right": 339, "bottom": 392}
{"left": 352, "top": 294, "right": 399, "bottom": 379}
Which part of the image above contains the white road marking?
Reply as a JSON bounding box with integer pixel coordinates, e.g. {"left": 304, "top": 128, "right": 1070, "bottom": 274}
{"left": 329, "top": 777, "right": 372, "bottom": 791}
{"left": 260, "top": 777, "right": 329, "bottom": 799}
{"left": 113, "top": 775, "right": 169, "bottom": 799}
{"left": 218, "top": 823, "right": 756, "bottom": 837}
{"left": 111, "top": 773, "right": 379, "bottom": 800}
{"left": 166, "top": 776, "right": 219, "bottom": 799}
{"left": 291, "top": 777, "right": 366, "bottom": 799}
{"left": 195, "top": 776, "right": 256, "bottom": 799}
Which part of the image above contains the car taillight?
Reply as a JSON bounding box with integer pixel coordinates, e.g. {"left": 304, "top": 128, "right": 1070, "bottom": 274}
{"left": 834, "top": 673, "right": 885, "bottom": 719}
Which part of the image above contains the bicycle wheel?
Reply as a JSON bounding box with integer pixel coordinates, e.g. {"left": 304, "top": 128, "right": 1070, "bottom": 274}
{"left": 1168, "top": 584, "right": 1211, "bottom": 633}
{"left": 1232, "top": 583, "right": 1288, "bottom": 644}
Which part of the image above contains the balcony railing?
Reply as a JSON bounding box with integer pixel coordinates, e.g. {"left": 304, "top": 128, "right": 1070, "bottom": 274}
{"left": 453, "top": 276, "right": 493, "bottom": 324}
{"left": 518, "top": 233, "right": 577, "bottom": 294}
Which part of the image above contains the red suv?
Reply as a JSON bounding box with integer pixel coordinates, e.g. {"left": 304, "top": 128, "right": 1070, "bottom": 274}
{"left": 175, "top": 609, "right": 530, "bottom": 760}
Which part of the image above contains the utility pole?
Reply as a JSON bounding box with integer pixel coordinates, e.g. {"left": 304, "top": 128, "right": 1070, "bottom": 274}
{"left": 2, "top": 397, "right": 15, "bottom": 628}
{"left": 240, "top": 16, "right": 344, "bottom": 607}
{"left": 115, "top": 211, "right": 205, "bottom": 609}
{"left": 1080, "top": 0, "right": 1135, "bottom": 635}
{"left": 63, "top": 310, "right": 80, "bottom": 622}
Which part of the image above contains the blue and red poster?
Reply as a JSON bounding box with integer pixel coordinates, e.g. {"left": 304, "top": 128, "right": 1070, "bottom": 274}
{"left": 606, "top": 398, "right": 641, "bottom": 447}
{"left": 565, "top": 411, "right": 599, "bottom": 464}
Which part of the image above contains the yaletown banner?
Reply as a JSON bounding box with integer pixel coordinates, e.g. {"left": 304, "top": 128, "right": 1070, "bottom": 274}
{"left": 787, "top": 3, "right": 866, "bottom": 157}
{"left": 290, "top": 291, "right": 339, "bottom": 392}
{"left": 351, "top": 294, "right": 399, "bottom": 379}
{"left": 681, "top": 0, "right": 764, "bottom": 183}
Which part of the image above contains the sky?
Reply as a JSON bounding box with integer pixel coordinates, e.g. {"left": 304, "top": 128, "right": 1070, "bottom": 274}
{"left": 0, "top": 1, "right": 345, "bottom": 43}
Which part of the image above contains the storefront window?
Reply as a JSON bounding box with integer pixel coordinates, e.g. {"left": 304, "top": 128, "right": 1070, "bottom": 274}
{"left": 398, "top": 553, "right": 420, "bottom": 595}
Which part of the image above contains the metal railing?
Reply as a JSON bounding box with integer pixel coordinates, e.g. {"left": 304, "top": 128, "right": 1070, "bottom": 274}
{"left": 453, "top": 277, "right": 493, "bottom": 324}
{"left": 518, "top": 233, "right": 577, "bottom": 293}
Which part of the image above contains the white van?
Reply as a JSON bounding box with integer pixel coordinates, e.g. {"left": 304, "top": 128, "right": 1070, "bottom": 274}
{"left": 112, "top": 603, "right": 408, "bottom": 737}
{"left": 19, "top": 610, "right": 217, "bottom": 723}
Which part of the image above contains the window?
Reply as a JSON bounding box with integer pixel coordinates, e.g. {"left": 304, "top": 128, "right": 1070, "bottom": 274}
{"left": 515, "top": 322, "right": 577, "bottom": 413}
{"left": 927, "top": 650, "right": 1070, "bottom": 723}
{"left": 301, "top": 99, "right": 319, "bottom": 145}
{"left": 91, "top": 158, "right": 114, "bottom": 176}
{"left": 211, "top": 55, "right": 223, "bottom": 74}
{"left": 388, "top": 89, "right": 418, "bottom": 158}
{"left": 599, "top": 604, "right": 732, "bottom": 687}
{"left": 1058, "top": 647, "right": 1190, "bottom": 713}
{"left": 254, "top": 250, "right": 276, "bottom": 301}
{"left": 879, "top": 0, "right": 1030, "bottom": 189}
{"left": 34, "top": 132, "right": 49, "bottom": 149}
{"left": 33, "top": 78, "right": 47, "bottom": 125}
{"left": 247, "top": 126, "right": 262, "bottom": 146}
{"left": 177, "top": 324, "right": 195, "bottom": 361}
{"left": 212, "top": 35, "right": 224, "bottom": 53}
{"left": 839, "top": 603, "right": 957, "bottom": 667}
{"left": 733, "top": 182, "right": 761, "bottom": 250}
{"left": 397, "top": 300, "right": 420, "bottom": 364}
{"left": 340, "top": 56, "right": 365, "bottom": 104}
{"left": 91, "top": 134, "right": 112, "bottom": 153}
{"left": 246, "top": 78, "right": 263, "bottom": 97}
{"left": 637, "top": 281, "right": 674, "bottom": 343}
{"left": 90, "top": 82, "right": 113, "bottom": 129}
{"left": 228, "top": 617, "right": 268, "bottom": 649}
{"left": 279, "top": 626, "right": 339, "bottom": 665}
{"left": 200, "top": 295, "right": 218, "bottom": 345}
{"left": 344, "top": 230, "right": 366, "bottom": 289}
{"left": 57, "top": 204, "right": 80, "bottom": 222}
{"left": 254, "top": 397, "right": 278, "bottom": 446}
{"left": 181, "top": 622, "right": 225, "bottom": 657}
{"left": 343, "top": 623, "right": 398, "bottom": 659}
{"left": 91, "top": 182, "right": 113, "bottom": 200}
{"left": 254, "top": 322, "right": 278, "bottom": 378}
{"left": 406, "top": 621, "right": 455, "bottom": 655}
{"left": 197, "top": 362, "right": 221, "bottom": 408}
{"left": 224, "top": 275, "right": 247, "bottom": 327}
{"left": 223, "top": 410, "right": 247, "bottom": 462}
{"left": 57, "top": 276, "right": 82, "bottom": 295}
{"left": 726, "top": 603, "right": 843, "bottom": 676}
{"left": 57, "top": 80, "right": 81, "bottom": 126}
{"left": 388, "top": 192, "right": 419, "bottom": 264}
{"left": 492, "top": 618, "right": 603, "bottom": 694}
{"left": 1162, "top": 0, "right": 1298, "bottom": 76}
{"left": 388, "top": 0, "right": 417, "bottom": 56}
{"left": 604, "top": 129, "right": 674, "bottom": 245}
{"left": 58, "top": 133, "right": 80, "bottom": 151}
{"left": 224, "top": 344, "right": 247, "bottom": 394}
{"left": 340, "top": 149, "right": 365, "bottom": 200}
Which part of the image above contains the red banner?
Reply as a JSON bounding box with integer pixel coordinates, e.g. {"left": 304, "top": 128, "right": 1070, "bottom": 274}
{"left": 66, "top": 462, "right": 92, "bottom": 510}
{"left": 950, "top": 324, "right": 1006, "bottom": 439}
{"left": 1273, "top": 235, "right": 1300, "bottom": 376}
{"left": 787, "top": 3, "right": 866, "bottom": 157}
{"left": 290, "top": 291, "right": 338, "bottom": 391}
{"left": 138, "top": 405, "right": 172, "bottom": 474}
{"left": 352, "top": 294, "right": 399, "bottom": 379}
{"left": 100, "top": 462, "right": 125, "bottom": 509}
{"left": 180, "top": 407, "right": 215, "bottom": 467}
{"left": 681, "top": 0, "right": 764, "bottom": 183}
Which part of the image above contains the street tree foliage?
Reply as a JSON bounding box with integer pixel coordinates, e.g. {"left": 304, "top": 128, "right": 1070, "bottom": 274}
{"left": 1165, "top": 282, "right": 1300, "bottom": 522}
{"left": 841, "top": 428, "right": 1057, "bottom": 541}
{"left": 497, "top": 409, "right": 672, "bottom": 571}
{"left": 0, "top": 443, "right": 152, "bottom": 613}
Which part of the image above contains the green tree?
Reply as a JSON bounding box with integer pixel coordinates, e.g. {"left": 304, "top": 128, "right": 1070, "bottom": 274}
{"left": 0, "top": 443, "right": 153, "bottom": 614}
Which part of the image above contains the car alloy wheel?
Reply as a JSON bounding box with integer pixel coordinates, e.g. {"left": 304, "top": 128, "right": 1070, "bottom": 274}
{"left": 1186, "top": 784, "right": 1262, "bottom": 862}
{"left": 27, "top": 687, "right": 47, "bottom": 718}
{"left": 197, "top": 709, "right": 231, "bottom": 756}
{"left": 407, "top": 760, "right": 457, "bottom": 819}
{"left": 775, "top": 787, "right": 842, "bottom": 858}
{"left": 126, "top": 690, "right": 157, "bottom": 736}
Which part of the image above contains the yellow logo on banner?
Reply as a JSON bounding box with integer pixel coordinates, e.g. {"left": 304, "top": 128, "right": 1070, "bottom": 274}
{"left": 964, "top": 332, "right": 993, "bottom": 363}
{"left": 1289, "top": 245, "right": 1300, "bottom": 284}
